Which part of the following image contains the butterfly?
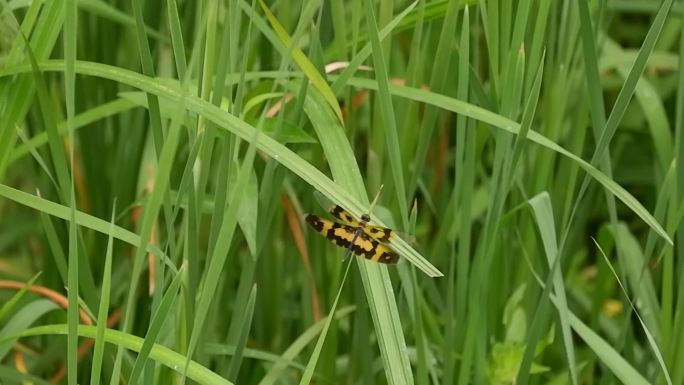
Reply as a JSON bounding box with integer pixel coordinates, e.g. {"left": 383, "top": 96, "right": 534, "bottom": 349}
{"left": 305, "top": 203, "right": 399, "bottom": 264}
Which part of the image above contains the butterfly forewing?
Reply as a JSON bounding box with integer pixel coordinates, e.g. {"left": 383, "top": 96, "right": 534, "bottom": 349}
{"left": 327, "top": 204, "right": 394, "bottom": 243}
{"left": 305, "top": 214, "right": 399, "bottom": 264}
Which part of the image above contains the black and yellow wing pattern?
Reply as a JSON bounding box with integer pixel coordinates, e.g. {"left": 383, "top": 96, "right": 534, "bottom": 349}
{"left": 328, "top": 205, "right": 393, "bottom": 243}
{"left": 305, "top": 205, "right": 399, "bottom": 264}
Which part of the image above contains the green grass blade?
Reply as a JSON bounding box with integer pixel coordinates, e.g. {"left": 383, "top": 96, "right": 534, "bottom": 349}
{"left": 0, "top": 273, "right": 41, "bottom": 323}
{"left": 406, "top": 0, "right": 460, "bottom": 199}
{"left": 361, "top": 0, "right": 408, "bottom": 229}
{"left": 183, "top": 116, "right": 260, "bottom": 380}
{"left": 594, "top": 239, "right": 673, "bottom": 385}
{"left": 22, "top": 32, "right": 71, "bottom": 201}
{"left": 1, "top": 325, "right": 234, "bottom": 385}
{"left": 447, "top": 6, "right": 472, "bottom": 385}
{"left": 225, "top": 285, "right": 257, "bottom": 381}
{"left": 509, "top": 52, "right": 544, "bottom": 177}
{"left": 63, "top": 0, "right": 78, "bottom": 381}
{"left": 256, "top": 306, "right": 355, "bottom": 385}
{"left": 671, "top": 1, "right": 684, "bottom": 381}
{"left": 568, "top": 312, "right": 649, "bottom": 385}
{"left": 67, "top": 190, "right": 79, "bottom": 385}
{"left": 340, "top": 76, "right": 671, "bottom": 244}
{"left": 0, "top": 300, "right": 60, "bottom": 360}
{"left": 258, "top": 0, "right": 343, "bottom": 122}
{"left": 0, "top": 365, "right": 55, "bottom": 385}
{"left": 609, "top": 224, "right": 661, "bottom": 338}
{"left": 89, "top": 204, "right": 116, "bottom": 385}
{"left": 130, "top": 0, "right": 164, "bottom": 154}
{"left": 0, "top": 183, "right": 175, "bottom": 268}
{"left": 128, "top": 266, "right": 185, "bottom": 385}
{"left": 330, "top": 1, "right": 417, "bottom": 94}
{"left": 4, "top": 60, "right": 671, "bottom": 255}
{"left": 297, "top": 259, "right": 354, "bottom": 385}
{"left": 111, "top": 103, "right": 183, "bottom": 385}
{"left": 591, "top": 0, "right": 673, "bottom": 166}
{"left": 10, "top": 98, "right": 137, "bottom": 164}
{"left": 0, "top": 0, "right": 64, "bottom": 180}
{"left": 528, "top": 193, "right": 578, "bottom": 385}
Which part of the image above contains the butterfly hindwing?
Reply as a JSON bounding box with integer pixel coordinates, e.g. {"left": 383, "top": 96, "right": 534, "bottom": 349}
{"left": 305, "top": 214, "right": 399, "bottom": 264}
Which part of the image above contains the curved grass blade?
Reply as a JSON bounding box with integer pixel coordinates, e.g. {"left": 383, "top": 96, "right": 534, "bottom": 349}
{"left": 0, "top": 325, "right": 233, "bottom": 385}
{"left": 0, "top": 300, "right": 60, "bottom": 361}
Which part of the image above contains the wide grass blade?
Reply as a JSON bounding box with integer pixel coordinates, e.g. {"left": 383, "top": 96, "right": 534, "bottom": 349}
{"left": 528, "top": 193, "right": 578, "bottom": 385}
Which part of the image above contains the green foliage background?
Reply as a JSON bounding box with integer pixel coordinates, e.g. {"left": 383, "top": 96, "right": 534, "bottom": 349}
{"left": 0, "top": 0, "right": 682, "bottom": 384}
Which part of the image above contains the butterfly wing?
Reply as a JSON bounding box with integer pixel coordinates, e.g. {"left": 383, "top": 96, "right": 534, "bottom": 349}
{"left": 305, "top": 214, "right": 399, "bottom": 264}
{"left": 328, "top": 204, "right": 361, "bottom": 226}
{"left": 328, "top": 205, "right": 394, "bottom": 243}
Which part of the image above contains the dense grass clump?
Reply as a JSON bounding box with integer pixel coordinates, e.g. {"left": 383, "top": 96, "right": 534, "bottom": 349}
{"left": 0, "top": 1, "right": 682, "bottom": 384}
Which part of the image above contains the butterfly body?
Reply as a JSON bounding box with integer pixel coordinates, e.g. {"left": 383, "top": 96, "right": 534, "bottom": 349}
{"left": 305, "top": 205, "right": 399, "bottom": 264}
